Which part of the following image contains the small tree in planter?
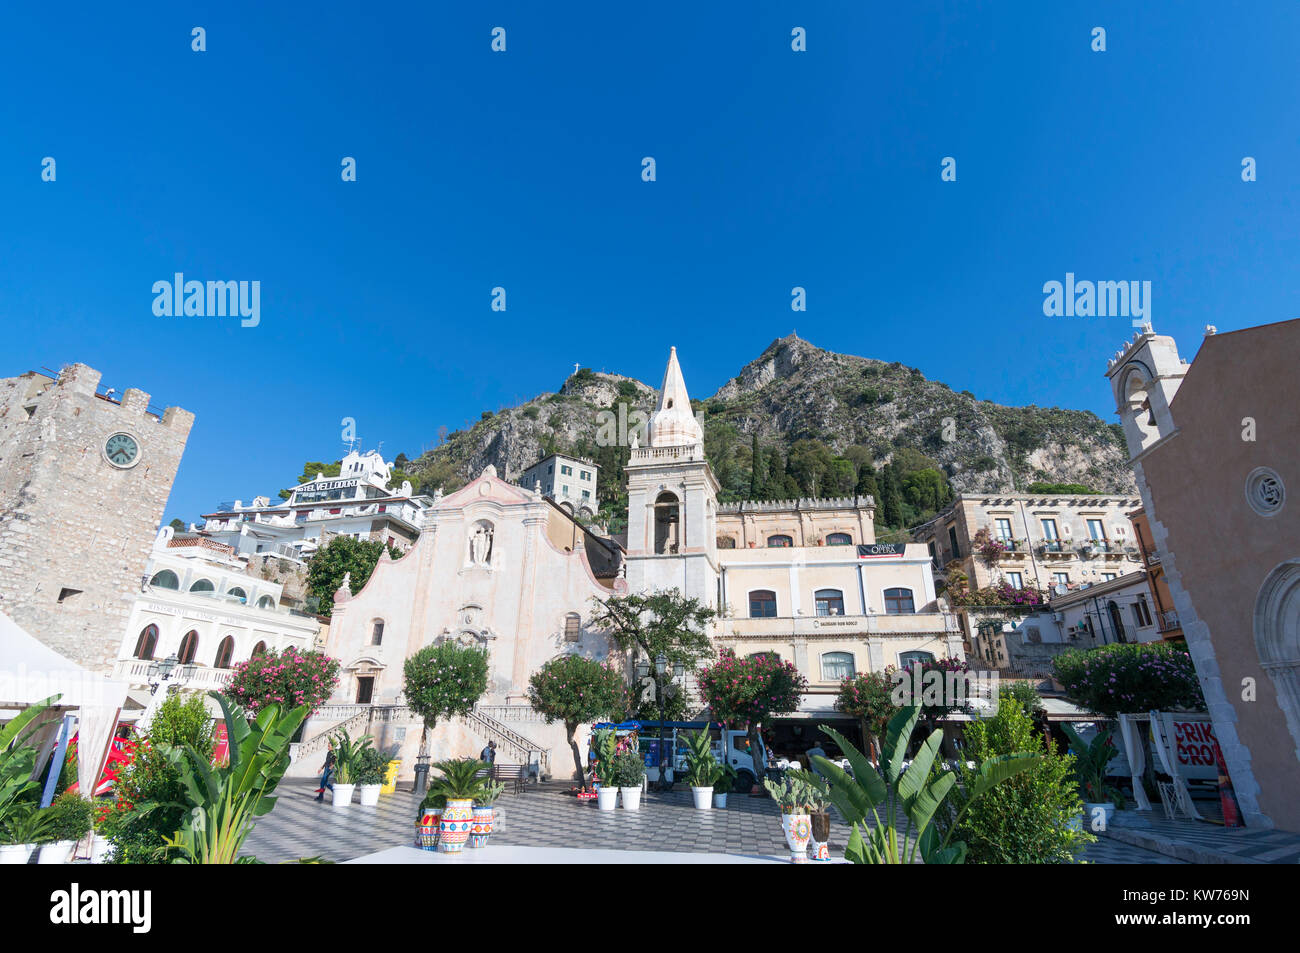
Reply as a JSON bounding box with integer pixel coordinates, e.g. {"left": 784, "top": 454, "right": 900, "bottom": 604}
{"left": 591, "top": 729, "right": 620, "bottom": 811}
{"left": 36, "top": 791, "right": 94, "bottom": 864}
{"left": 403, "top": 642, "right": 490, "bottom": 756}
{"left": 527, "top": 655, "right": 627, "bottom": 791}
{"left": 224, "top": 648, "right": 340, "bottom": 720}
{"left": 699, "top": 650, "right": 807, "bottom": 792}
{"left": 611, "top": 750, "right": 646, "bottom": 810}
{"left": 683, "top": 729, "right": 724, "bottom": 809}
{"left": 353, "top": 744, "right": 388, "bottom": 806}
{"left": 835, "top": 668, "right": 900, "bottom": 765}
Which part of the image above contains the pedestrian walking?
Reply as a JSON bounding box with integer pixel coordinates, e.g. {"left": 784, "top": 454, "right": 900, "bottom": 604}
{"left": 315, "top": 743, "right": 336, "bottom": 802}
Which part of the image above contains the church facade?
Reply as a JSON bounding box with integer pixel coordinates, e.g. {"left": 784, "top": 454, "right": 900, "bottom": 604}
{"left": 300, "top": 348, "right": 957, "bottom": 780}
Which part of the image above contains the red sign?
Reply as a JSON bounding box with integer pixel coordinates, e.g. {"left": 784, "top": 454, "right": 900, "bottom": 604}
{"left": 212, "top": 723, "right": 229, "bottom": 764}
{"left": 1173, "top": 719, "right": 1218, "bottom": 767}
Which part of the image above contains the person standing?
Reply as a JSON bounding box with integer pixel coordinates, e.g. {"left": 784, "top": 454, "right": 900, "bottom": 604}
{"left": 480, "top": 741, "right": 496, "bottom": 764}
{"left": 315, "top": 743, "right": 336, "bottom": 802}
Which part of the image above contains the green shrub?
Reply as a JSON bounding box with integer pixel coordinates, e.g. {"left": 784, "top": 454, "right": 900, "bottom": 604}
{"left": 944, "top": 700, "right": 1091, "bottom": 863}
{"left": 521, "top": 406, "right": 540, "bottom": 420}
{"left": 1052, "top": 642, "right": 1204, "bottom": 719}
{"left": 42, "top": 791, "right": 94, "bottom": 843}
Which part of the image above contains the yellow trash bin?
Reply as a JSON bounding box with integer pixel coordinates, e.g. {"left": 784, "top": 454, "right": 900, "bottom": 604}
{"left": 381, "top": 759, "right": 401, "bottom": 795}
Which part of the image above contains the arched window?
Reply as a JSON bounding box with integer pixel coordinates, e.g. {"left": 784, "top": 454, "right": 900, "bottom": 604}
{"left": 227, "top": 587, "right": 247, "bottom": 604}
{"left": 884, "top": 587, "right": 915, "bottom": 615}
{"left": 898, "top": 650, "right": 934, "bottom": 669}
{"left": 251, "top": 641, "right": 267, "bottom": 658}
{"left": 821, "top": 651, "right": 855, "bottom": 680}
{"left": 826, "top": 532, "right": 852, "bottom": 546}
{"left": 766, "top": 534, "right": 793, "bottom": 548}
{"left": 371, "top": 620, "right": 385, "bottom": 646}
{"left": 133, "top": 624, "right": 158, "bottom": 660}
{"left": 748, "top": 651, "right": 781, "bottom": 662}
{"left": 716, "top": 536, "right": 737, "bottom": 549}
{"left": 814, "top": 589, "right": 845, "bottom": 616}
{"left": 749, "top": 590, "right": 777, "bottom": 618}
{"left": 189, "top": 578, "right": 214, "bottom": 594}
{"left": 653, "top": 492, "right": 680, "bottom": 554}
{"left": 256, "top": 595, "right": 275, "bottom": 610}
{"left": 178, "top": 630, "right": 199, "bottom": 664}
{"left": 215, "top": 635, "right": 235, "bottom": 669}
{"left": 149, "top": 570, "right": 179, "bottom": 590}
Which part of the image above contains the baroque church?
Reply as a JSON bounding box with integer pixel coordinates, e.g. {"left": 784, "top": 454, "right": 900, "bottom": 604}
{"left": 305, "top": 349, "right": 957, "bottom": 779}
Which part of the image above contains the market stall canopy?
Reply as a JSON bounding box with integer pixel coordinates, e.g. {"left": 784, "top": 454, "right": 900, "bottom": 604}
{"left": 0, "top": 611, "right": 130, "bottom": 796}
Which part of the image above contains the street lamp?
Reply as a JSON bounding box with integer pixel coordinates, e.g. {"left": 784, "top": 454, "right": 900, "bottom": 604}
{"left": 653, "top": 654, "right": 672, "bottom": 791}
{"left": 146, "top": 654, "right": 180, "bottom": 694}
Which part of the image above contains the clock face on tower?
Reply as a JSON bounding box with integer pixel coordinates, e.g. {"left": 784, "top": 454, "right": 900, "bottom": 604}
{"left": 104, "top": 432, "right": 141, "bottom": 468}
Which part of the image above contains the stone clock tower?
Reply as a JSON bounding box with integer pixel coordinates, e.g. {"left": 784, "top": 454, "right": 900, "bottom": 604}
{"left": 623, "top": 348, "right": 720, "bottom": 609}
{"left": 0, "top": 364, "right": 193, "bottom": 672}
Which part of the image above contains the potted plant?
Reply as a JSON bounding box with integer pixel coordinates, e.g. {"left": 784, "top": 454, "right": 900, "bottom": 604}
{"left": 0, "top": 806, "right": 54, "bottom": 865}
{"left": 328, "top": 727, "right": 371, "bottom": 809}
{"left": 592, "top": 729, "right": 619, "bottom": 812}
{"left": 469, "top": 780, "right": 505, "bottom": 848}
{"left": 1062, "top": 724, "right": 1122, "bottom": 830}
{"left": 416, "top": 792, "right": 446, "bottom": 851}
{"left": 354, "top": 745, "right": 386, "bottom": 807}
{"left": 764, "top": 774, "right": 817, "bottom": 862}
{"left": 35, "top": 792, "right": 93, "bottom": 865}
{"left": 713, "top": 765, "right": 736, "bottom": 809}
{"left": 684, "top": 729, "right": 723, "bottom": 810}
{"left": 614, "top": 751, "right": 645, "bottom": 810}
{"left": 430, "top": 758, "right": 487, "bottom": 854}
{"left": 790, "top": 770, "right": 833, "bottom": 861}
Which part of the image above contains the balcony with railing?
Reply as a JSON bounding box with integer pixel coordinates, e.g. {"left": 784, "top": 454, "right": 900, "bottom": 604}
{"left": 1158, "top": 609, "right": 1181, "bottom": 633}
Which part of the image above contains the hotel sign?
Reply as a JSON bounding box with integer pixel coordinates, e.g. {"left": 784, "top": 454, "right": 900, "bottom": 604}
{"left": 857, "top": 543, "right": 906, "bottom": 559}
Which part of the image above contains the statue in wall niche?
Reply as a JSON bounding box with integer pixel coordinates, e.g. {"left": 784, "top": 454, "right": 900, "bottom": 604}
{"left": 629, "top": 428, "right": 639, "bottom": 450}
{"left": 468, "top": 523, "right": 495, "bottom": 567}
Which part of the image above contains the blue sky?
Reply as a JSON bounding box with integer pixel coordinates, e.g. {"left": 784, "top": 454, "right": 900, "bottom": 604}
{"left": 2, "top": 2, "right": 1297, "bottom": 523}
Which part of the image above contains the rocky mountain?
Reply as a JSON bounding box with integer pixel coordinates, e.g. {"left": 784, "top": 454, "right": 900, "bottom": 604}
{"left": 404, "top": 335, "right": 1134, "bottom": 524}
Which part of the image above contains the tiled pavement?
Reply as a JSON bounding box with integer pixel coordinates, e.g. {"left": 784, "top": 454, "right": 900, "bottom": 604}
{"left": 1101, "top": 802, "right": 1300, "bottom": 864}
{"left": 243, "top": 781, "right": 1181, "bottom": 864}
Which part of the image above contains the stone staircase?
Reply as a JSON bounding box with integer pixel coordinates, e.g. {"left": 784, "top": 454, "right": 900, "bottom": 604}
{"left": 466, "top": 706, "right": 550, "bottom": 779}
{"left": 289, "top": 705, "right": 372, "bottom": 770}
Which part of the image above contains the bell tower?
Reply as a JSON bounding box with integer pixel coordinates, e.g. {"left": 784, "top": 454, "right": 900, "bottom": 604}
{"left": 624, "top": 348, "right": 720, "bottom": 608}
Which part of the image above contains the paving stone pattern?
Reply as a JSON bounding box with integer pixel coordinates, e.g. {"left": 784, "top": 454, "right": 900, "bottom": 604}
{"left": 245, "top": 782, "right": 1179, "bottom": 864}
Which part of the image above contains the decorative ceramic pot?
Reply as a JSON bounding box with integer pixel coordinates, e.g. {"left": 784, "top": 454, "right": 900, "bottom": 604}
{"left": 438, "top": 798, "right": 474, "bottom": 853}
{"left": 37, "top": 840, "right": 77, "bottom": 865}
{"left": 416, "top": 810, "right": 441, "bottom": 850}
{"left": 713, "top": 792, "right": 728, "bottom": 809}
{"left": 781, "top": 812, "right": 812, "bottom": 863}
{"left": 620, "top": 786, "right": 642, "bottom": 811}
{"left": 810, "top": 812, "right": 832, "bottom": 862}
{"left": 358, "top": 784, "right": 382, "bottom": 807}
{"left": 468, "top": 806, "right": 494, "bottom": 848}
{"left": 332, "top": 783, "right": 355, "bottom": 808}
{"left": 691, "top": 786, "right": 713, "bottom": 810}
{"left": 0, "top": 844, "right": 35, "bottom": 865}
{"left": 596, "top": 786, "right": 619, "bottom": 811}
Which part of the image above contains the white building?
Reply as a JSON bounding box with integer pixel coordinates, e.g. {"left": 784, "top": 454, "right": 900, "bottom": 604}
{"left": 520, "top": 452, "right": 600, "bottom": 517}
{"left": 974, "top": 570, "right": 1162, "bottom": 674}
{"left": 114, "top": 528, "right": 321, "bottom": 697}
{"left": 200, "top": 450, "right": 432, "bottom": 559}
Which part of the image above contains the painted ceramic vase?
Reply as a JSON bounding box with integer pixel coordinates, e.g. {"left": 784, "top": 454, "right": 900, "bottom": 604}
{"left": 810, "top": 812, "right": 832, "bottom": 862}
{"left": 438, "top": 798, "right": 474, "bottom": 853}
{"left": 417, "top": 810, "right": 441, "bottom": 850}
{"left": 781, "top": 812, "right": 812, "bottom": 863}
{"left": 468, "top": 806, "right": 494, "bottom": 848}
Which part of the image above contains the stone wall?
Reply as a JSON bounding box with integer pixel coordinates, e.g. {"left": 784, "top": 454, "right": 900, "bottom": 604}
{"left": 0, "top": 364, "right": 192, "bottom": 672}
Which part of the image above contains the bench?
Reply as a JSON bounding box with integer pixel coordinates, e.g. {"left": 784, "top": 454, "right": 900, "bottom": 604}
{"left": 492, "top": 763, "right": 531, "bottom": 794}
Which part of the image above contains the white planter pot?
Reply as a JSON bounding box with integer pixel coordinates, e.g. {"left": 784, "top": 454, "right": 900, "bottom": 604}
{"left": 691, "top": 786, "right": 713, "bottom": 810}
{"left": 1084, "top": 802, "right": 1116, "bottom": 830}
{"left": 713, "top": 793, "right": 728, "bottom": 809}
{"left": 0, "top": 843, "right": 35, "bottom": 865}
{"left": 37, "top": 840, "right": 77, "bottom": 865}
{"left": 358, "top": 784, "right": 382, "bottom": 807}
{"left": 332, "top": 783, "right": 356, "bottom": 808}
{"left": 596, "top": 786, "right": 619, "bottom": 811}
{"left": 620, "top": 786, "right": 642, "bottom": 811}
{"left": 90, "top": 835, "right": 113, "bottom": 864}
